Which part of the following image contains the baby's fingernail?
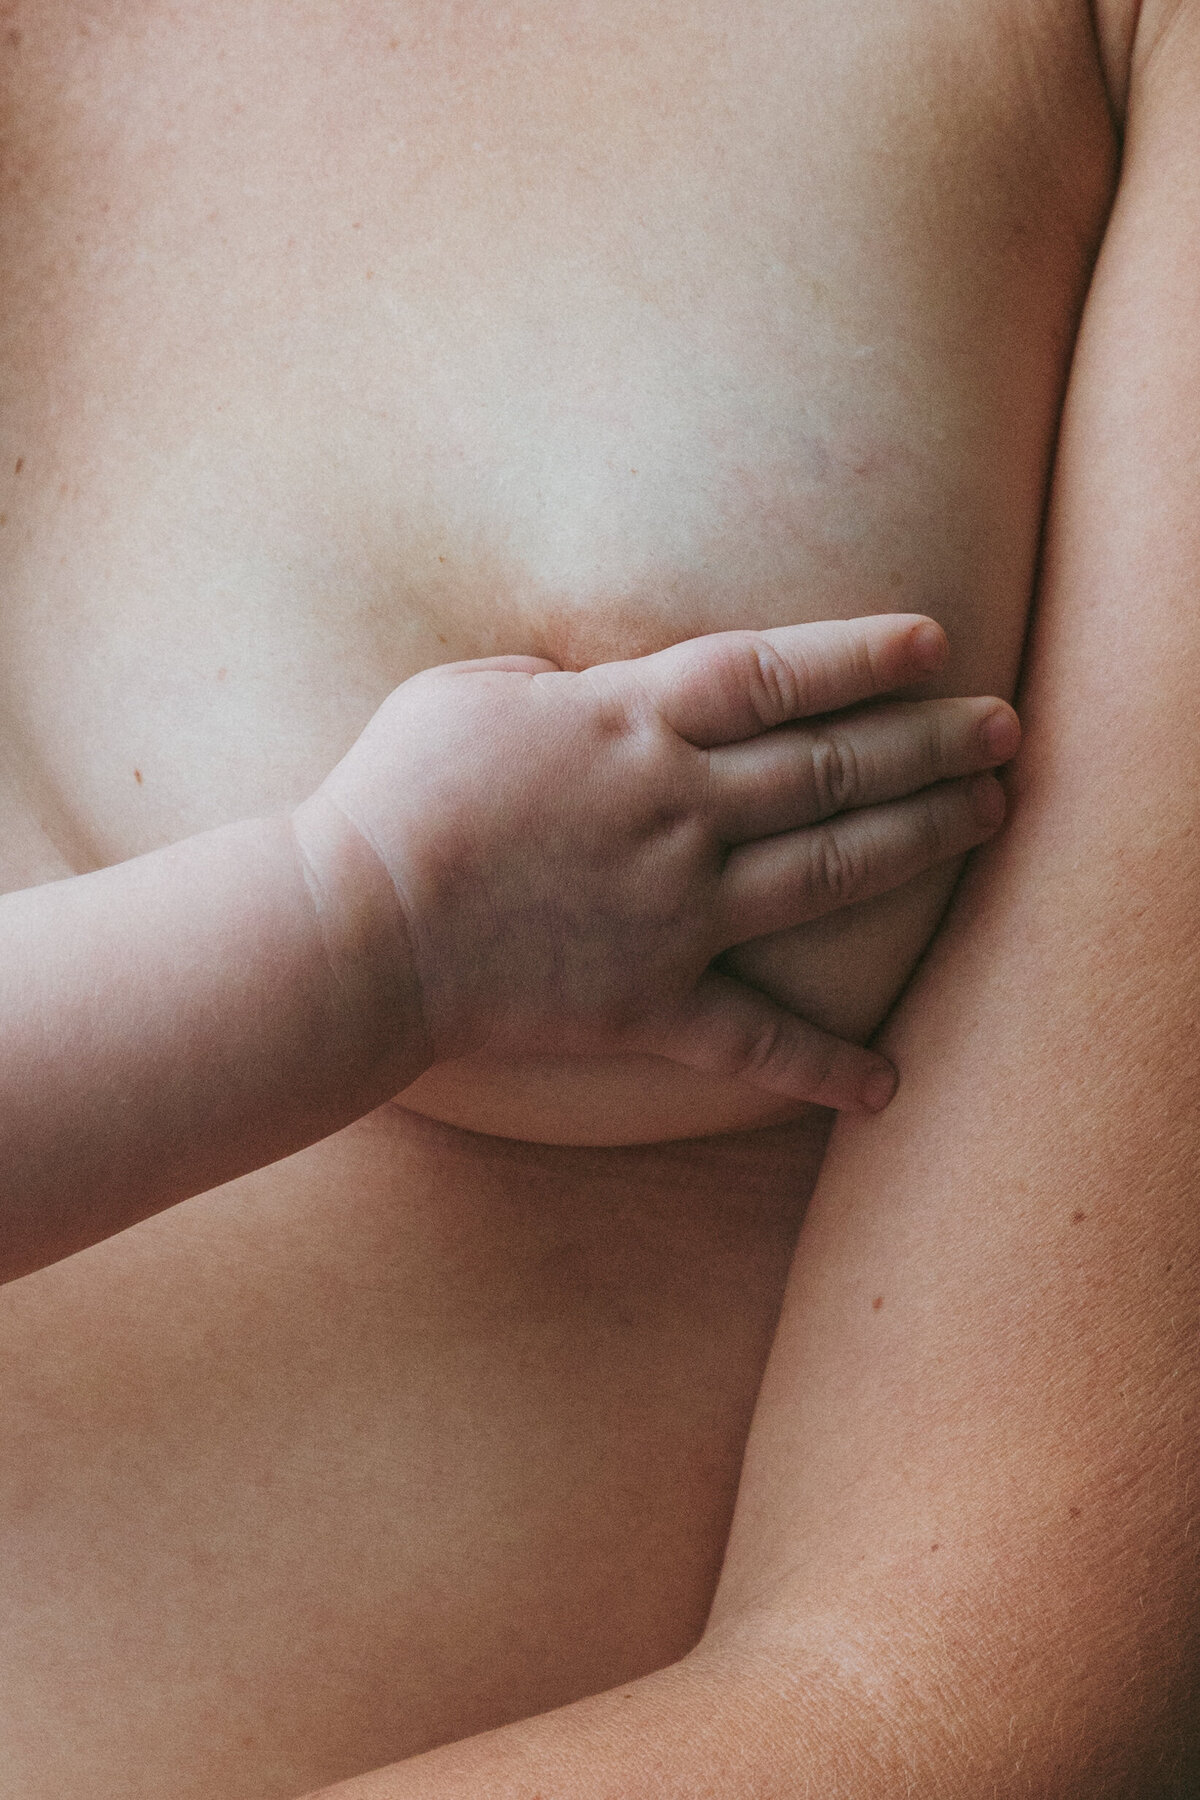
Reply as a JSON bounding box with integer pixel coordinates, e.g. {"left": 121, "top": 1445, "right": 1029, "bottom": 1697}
{"left": 980, "top": 704, "right": 1020, "bottom": 761}
{"left": 911, "top": 621, "right": 948, "bottom": 670}
{"left": 970, "top": 773, "right": 1007, "bottom": 830}
{"left": 861, "top": 1062, "right": 898, "bottom": 1112}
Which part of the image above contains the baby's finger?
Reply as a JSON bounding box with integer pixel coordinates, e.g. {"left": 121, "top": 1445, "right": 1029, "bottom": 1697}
{"left": 715, "top": 773, "right": 1005, "bottom": 945}
{"left": 708, "top": 696, "right": 1020, "bottom": 842}
{"left": 615, "top": 615, "right": 948, "bottom": 748}
{"left": 642, "top": 969, "right": 898, "bottom": 1111}
{"left": 429, "top": 654, "right": 562, "bottom": 677}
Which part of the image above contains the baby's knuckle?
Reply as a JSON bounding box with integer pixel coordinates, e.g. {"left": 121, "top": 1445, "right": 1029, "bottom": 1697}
{"left": 809, "top": 825, "right": 862, "bottom": 904}
{"left": 635, "top": 786, "right": 707, "bottom": 854}
{"left": 596, "top": 697, "right": 636, "bottom": 745}
{"left": 809, "top": 733, "right": 861, "bottom": 815}
{"left": 917, "top": 790, "right": 957, "bottom": 862}
{"left": 730, "top": 1012, "right": 786, "bottom": 1079}
{"left": 581, "top": 665, "right": 641, "bottom": 739}
{"left": 746, "top": 636, "right": 802, "bottom": 724}
{"left": 921, "top": 707, "right": 952, "bottom": 776}
{"left": 848, "top": 625, "right": 883, "bottom": 693}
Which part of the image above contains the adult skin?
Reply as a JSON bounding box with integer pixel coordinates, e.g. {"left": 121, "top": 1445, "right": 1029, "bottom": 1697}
{"left": 302, "top": 1, "right": 1200, "bottom": 1789}
{"left": 1, "top": 1, "right": 1191, "bottom": 1796}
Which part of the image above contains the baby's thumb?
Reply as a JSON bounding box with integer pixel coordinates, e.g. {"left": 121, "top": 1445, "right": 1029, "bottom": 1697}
{"left": 651, "top": 971, "right": 897, "bottom": 1113}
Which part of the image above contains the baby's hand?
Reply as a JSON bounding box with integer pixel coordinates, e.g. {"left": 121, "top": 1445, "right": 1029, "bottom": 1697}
{"left": 292, "top": 617, "right": 1017, "bottom": 1112}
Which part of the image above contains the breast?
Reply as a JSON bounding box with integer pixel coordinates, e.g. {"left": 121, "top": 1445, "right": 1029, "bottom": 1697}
{"left": 0, "top": 0, "right": 1115, "bottom": 1141}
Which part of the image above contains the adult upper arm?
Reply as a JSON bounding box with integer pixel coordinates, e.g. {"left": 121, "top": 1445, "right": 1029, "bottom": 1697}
{"left": 700, "top": 4, "right": 1200, "bottom": 1788}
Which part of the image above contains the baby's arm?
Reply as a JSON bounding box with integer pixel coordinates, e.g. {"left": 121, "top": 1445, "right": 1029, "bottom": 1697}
{"left": 0, "top": 614, "right": 1016, "bottom": 1284}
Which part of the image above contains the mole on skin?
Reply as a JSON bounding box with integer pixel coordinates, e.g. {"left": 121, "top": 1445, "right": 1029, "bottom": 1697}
{"left": 872, "top": 1295, "right": 884, "bottom": 1310}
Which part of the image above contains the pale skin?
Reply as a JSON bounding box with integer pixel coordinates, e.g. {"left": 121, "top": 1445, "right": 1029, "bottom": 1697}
{"left": 1, "top": 613, "right": 1015, "bottom": 1285}
{"left": 0, "top": 0, "right": 1197, "bottom": 1794}
{"left": 303, "top": 9, "right": 1200, "bottom": 1793}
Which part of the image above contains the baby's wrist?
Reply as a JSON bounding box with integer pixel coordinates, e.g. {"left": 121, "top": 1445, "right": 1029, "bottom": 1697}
{"left": 288, "top": 792, "right": 434, "bottom": 1100}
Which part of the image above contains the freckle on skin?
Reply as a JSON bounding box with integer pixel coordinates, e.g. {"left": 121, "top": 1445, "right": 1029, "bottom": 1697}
{"left": 1072, "top": 1210, "right": 1087, "bottom": 1224}
{"left": 930, "top": 1543, "right": 940, "bottom": 1552}
{"left": 14, "top": 457, "right": 22, "bottom": 475}
{"left": 134, "top": 769, "right": 143, "bottom": 785}
{"left": 217, "top": 667, "right": 228, "bottom": 681}
{"left": 872, "top": 1295, "right": 884, "bottom": 1311}
{"left": 1069, "top": 1506, "right": 1082, "bottom": 1519}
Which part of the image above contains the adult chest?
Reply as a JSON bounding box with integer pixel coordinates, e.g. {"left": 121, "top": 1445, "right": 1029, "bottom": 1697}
{"left": 0, "top": 0, "right": 1112, "bottom": 879}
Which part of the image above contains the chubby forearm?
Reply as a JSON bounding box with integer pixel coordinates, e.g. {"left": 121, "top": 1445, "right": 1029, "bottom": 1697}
{"left": 0, "top": 807, "right": 422, "bottom": 1283}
